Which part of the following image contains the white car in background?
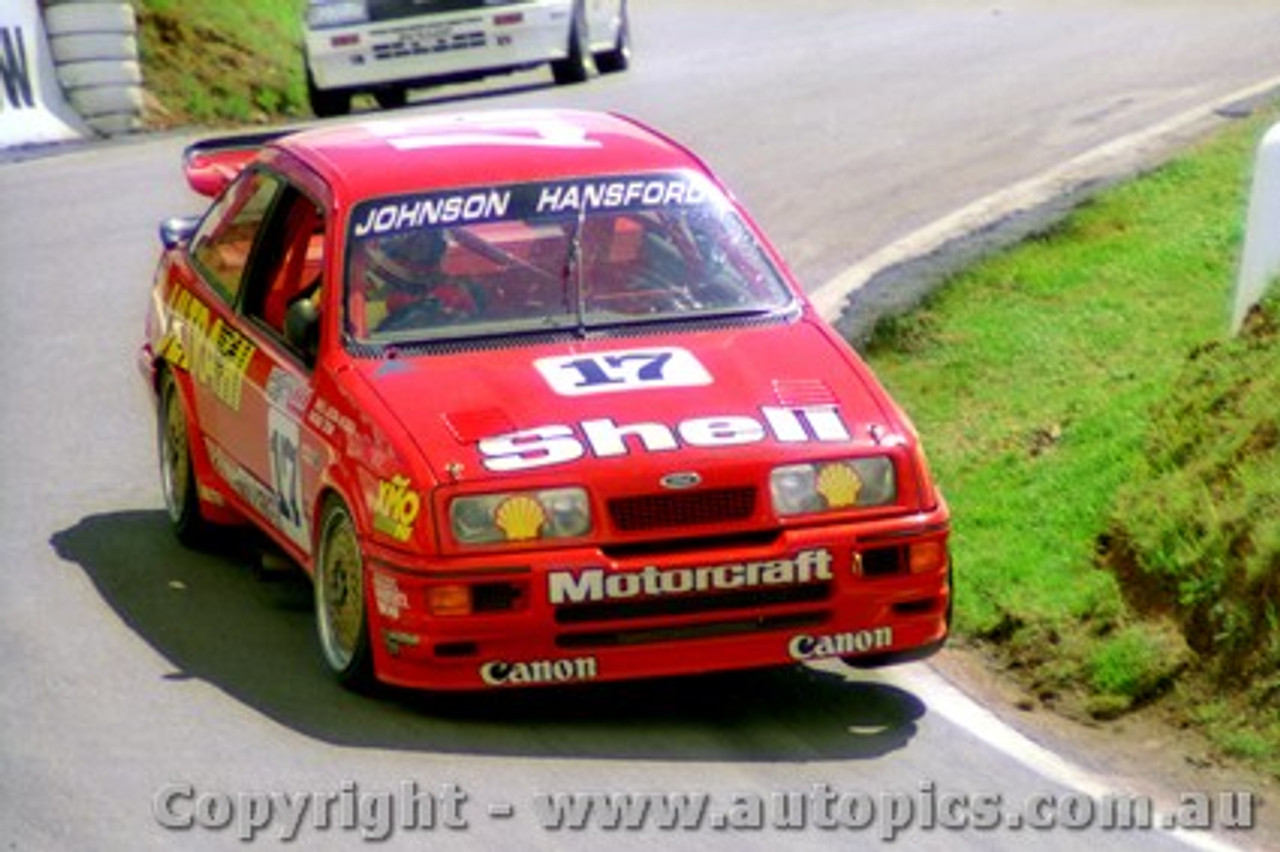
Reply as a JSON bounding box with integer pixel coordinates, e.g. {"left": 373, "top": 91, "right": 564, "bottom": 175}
{"left": 303, "top": 0, "right": 631, "bottom": 116}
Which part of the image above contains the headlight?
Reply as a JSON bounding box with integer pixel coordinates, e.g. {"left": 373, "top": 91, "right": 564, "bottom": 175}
{"left": 307, "top": 1, "right": 368, "bottom": 29}
{"left": 450, "top": 488, "right": 591, "bottom": 545}
{"left": 770, "top": 457, "right": 897, "bottom": 516}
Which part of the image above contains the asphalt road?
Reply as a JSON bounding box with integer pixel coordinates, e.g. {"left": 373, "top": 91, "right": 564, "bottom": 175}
{"left": 4, "top": 2, "right": 1280, "bottom": 850}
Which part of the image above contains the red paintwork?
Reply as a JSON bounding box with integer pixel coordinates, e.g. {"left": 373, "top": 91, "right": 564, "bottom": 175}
{"left": 141, "top": 109, "right": 950, "bottom": 691}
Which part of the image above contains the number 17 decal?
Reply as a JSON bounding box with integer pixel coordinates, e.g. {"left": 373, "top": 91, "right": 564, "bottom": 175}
{"left": 268, "top": 408, "right": 310, "bottom": 551}
{"left": 535, "top": 347, "right": 712, "bottom": 396}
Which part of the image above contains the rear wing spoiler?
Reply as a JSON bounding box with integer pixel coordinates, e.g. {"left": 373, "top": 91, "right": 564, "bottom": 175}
{"left": 182, "top": 128, "right": 296, "bottom": 197}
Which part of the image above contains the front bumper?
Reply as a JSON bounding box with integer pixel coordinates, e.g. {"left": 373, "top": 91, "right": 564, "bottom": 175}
{"left": 361, "top": 510, "right": 951, "bottom": 691}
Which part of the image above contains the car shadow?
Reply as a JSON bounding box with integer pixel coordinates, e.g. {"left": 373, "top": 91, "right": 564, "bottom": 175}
{"left": 51, "top": 510, "right": 928, "bottom": 763}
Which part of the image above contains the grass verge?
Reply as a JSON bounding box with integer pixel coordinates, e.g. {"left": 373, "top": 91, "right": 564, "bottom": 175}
{"left": 865, "top": 102, "right": 1280, "bottom": 776}
{"left": 133, "top": 0, "right": 309, "bottom": 127}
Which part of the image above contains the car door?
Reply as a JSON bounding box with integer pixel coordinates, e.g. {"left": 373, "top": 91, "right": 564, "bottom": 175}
{"left": 226, "top": 180, "right": 332, "bottom": 558}
{"left": 178, "top": 168, "right": 284, "bottom": 486}
{"left": 183, "top": 166, "right": 327, "bottom": 558}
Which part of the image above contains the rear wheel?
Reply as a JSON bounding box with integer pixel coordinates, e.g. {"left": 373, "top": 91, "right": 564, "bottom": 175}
{"left": 374, "top": 86, "right": 408, "bottom": 111}
{"left": 551, "top": 1, "right": 593, "bottom": 85}
{"left": 307, "top": 69, "right": 351, "bottom": 118}
{"left": 157, "top": 370, "right": 213, "bottom": 547}
{"left": 314, "top": 497, "right": 375, "bottom": 689}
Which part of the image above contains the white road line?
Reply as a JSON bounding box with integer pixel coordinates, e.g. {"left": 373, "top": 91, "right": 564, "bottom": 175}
{"left": 807, "top": 75, "right": 1280, "bottom": 851}
{"left": 811, "top": 74, "right": 1280, "bottom": 322}
{"left": 886, "top": 662, "right": 1245, "bottom": 852}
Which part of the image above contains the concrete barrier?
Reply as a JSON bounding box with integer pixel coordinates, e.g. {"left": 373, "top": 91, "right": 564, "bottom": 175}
{"left": 0, "top": 0, "right": 88, "bottom": 147}
{"left": 1233, "top": 120, "right": 1280, "bottom": 334}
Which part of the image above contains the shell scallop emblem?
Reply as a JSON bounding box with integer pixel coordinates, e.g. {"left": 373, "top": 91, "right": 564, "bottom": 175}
{"left": 495, "top": 495, "right": 546, "bottom": 541}
{"left": 816, "top": 463, "right": 862, "bottom": 509}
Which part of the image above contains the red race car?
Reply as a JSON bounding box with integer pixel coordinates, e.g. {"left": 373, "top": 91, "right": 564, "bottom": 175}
{"left": 140, "top": 109, "right": 951, "bottom": 692}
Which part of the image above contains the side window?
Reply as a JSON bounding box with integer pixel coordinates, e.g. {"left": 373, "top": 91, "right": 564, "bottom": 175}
{"left": 190, "top": 171, "right": 282, "bottom": 304}
{"left": 242, "top": 186, "right": 327, "bottom": 360}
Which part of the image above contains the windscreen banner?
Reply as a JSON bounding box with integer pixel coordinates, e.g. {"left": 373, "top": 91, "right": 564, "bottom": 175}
{"left": 0, "top": 0, "right": 87, "bottom": 148}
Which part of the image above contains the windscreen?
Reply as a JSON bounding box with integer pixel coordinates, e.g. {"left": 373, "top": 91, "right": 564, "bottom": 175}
{"left": 344, "top": 172, "right": 796, "bottom": 346}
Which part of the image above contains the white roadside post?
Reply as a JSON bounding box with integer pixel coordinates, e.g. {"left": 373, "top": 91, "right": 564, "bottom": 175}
{"left": 1232, "top": 120, "right": 1280, "bottom": 334}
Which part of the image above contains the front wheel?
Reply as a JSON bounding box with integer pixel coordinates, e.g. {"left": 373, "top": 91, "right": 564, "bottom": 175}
{"left": 314, "top": 497, "right": 375, "bottom": 689}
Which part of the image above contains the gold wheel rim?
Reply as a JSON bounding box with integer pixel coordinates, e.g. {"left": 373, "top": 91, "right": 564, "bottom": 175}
{"left": 318, "top": 509, "right": 364, "bottom": 670}
{"left": 160, "top": 384, "right": 189, "bottom": 522}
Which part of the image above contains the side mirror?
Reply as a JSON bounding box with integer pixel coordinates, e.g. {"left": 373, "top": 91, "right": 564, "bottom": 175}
{"left": 159, "top": 216, "right": 200, "bottom": 250}
{"left": 285, "top": 298, "right": 321, "bottom": 363}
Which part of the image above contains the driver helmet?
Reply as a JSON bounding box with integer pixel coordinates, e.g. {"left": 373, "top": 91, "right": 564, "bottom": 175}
{"left": 365, "top": 227, "right": 448, "bottom": 295}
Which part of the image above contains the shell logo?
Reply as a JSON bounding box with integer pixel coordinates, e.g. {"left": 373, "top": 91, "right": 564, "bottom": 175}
{"left": 495, "top": 494, "right": 546, "bottom": 541}
{"left": 816, "top": 463, "right": 862, "bottom": 508}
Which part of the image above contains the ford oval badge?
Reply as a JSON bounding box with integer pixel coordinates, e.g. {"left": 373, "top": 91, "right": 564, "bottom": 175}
{"left": 660, "top": 472, "right": 702, "bottom": 490}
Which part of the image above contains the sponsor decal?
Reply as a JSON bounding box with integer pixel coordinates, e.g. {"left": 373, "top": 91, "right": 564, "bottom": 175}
{"left": 534, "top": 177, "right": 707, "bottom": 216}
{"left": 165, "top": 288, "right": 255, "bottom": 411}
{"left": 549, "top": 548, "right": 833, "bottom": 606}
{"left": 353, "top": 190, "right": 513, "bottom": 236}
{"left": 479, "top": 405, "right": 852, "bottom": 473}
{"left": 350, "top": 172, "right": 710, "bottom": 241}
{"left": 307, "top": 398, "right": 356, "bottom": 438}
{"left": 480, "top": 656, "right": 599, "bottom": 687}
{"left": 206, "top": 434, "right": 310, "bottom": 553}
{"left": 268, "top": 409, "right": 309, "bottom": 551}
{"left": 207, "top": 442, "right": 283, "bottom": 530}
{"left": 372, "top": 573, "right": 409, "bottom": 620}
{"left": 534, "top": 347, "right": 712, "bottom": 397}
{"left": 372, "top": 475, "right": 421, "bottom": 543}
{"left": 0, "top": 27, "right": 35, "bottom": 112}
{"left": 788, "top": 627, "right": 895, "bottom": 661}
{"left": 264, "top": 367, "right": 311, "bottom": 415}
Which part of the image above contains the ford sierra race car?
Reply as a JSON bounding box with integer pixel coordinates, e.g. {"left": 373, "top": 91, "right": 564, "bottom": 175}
{"left": 139, "top": 109, "right": 951, "bottom": 692}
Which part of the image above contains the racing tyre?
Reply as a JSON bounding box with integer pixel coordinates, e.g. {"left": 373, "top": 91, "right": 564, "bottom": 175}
{"left": 54, "top": 58, "right": 142, "bottom": 89}
{"left": 594, "top": 1, "right": 631, "bottom": 74}
{"left": 315, "top": 498, "right": 375, "bottom": 690}
{"left": 307, "top": 70, "right": 351, "bottom": 118}
{"left": 49, "top": 33, "right": 137, "bottom": 63}
{"left": 157, "top": 370, "right": 213, "bottom": 547}
{"left": 43, "top": 3, "right": 137, "bottom": 36}
{"left": 551, "top": 1, "right": 593, "bottom": 85}
{"left": 67, "top": 83, "right": 143, "bottom": 118}
{"left": 374, "top": 87, "right": 409, "bottom": 111}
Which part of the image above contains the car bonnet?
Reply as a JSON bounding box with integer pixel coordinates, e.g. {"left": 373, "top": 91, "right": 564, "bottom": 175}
{"left": 350, "top": 319, "right": 897, "bottom": 485}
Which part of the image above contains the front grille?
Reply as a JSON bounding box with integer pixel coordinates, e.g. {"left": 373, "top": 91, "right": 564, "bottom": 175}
{"left": 608, "top": 487, "right": 757, "bottom": 532}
